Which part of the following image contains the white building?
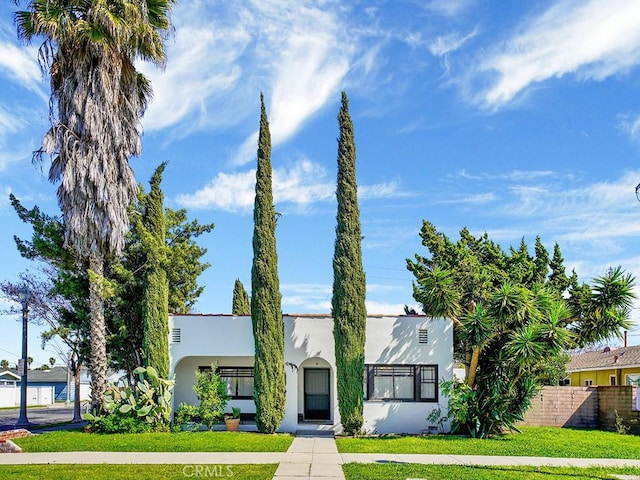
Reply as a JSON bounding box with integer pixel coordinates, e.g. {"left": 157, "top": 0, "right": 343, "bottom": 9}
{"left": 169, "top": 314, "right": 453, "bottom": 434}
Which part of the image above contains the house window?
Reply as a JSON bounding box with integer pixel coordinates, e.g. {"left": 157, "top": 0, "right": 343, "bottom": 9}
{"left": 626, "top": 374, "right": 640, "bottom": 386}
{"left": 365, "top": 365, "right": 438, "bottom": 402}
{"left": 219, "top": 367, "right": 254, "bottom": 399}
{"left": 584, "top": 379, "right": 593, "bottom": 386}
{"left": 610, "top": 375, "right": 617, "bottom": 386}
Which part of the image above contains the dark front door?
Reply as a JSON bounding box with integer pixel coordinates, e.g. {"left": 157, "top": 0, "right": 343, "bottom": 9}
{"left": 304, "top": 368, "right": 330, "bottom": 420}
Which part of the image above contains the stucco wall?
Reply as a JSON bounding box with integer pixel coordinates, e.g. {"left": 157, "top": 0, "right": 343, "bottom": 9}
{"left": 169, "top": 314, "right": 453, "bottom": 434}
{"left": 571, "top": 367, "right": 640, "bottom": 386}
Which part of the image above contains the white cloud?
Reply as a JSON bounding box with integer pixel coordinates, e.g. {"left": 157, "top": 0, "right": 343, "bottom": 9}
{"left": 360, "top": 181, "right": 412, "bottom": 200}
{"left": 140, "top": 0, "right": 369, "bottom": 157}
{"left": 618, "top": 113, "right": 640, "bottom": 142}
{"left": 176, "top": 158, "right": 408, "bottom": 212}
{"left": 0, "top": 105, "right": 34, "bottom": 171}
{"left": 0, "top": 41, "right": 44, "bottom": 98}
{"left": 436, "top": 192, "right": 497, "bottom": 205}
{"left": 429, "top": 28, "right": 478, "bottom": 57}
{"left": 140, "top": 12, "right": 250, "bottom": 132}
{"left": 365, "top": 300, "right": 406, "bottom": 315}
{"left": 175, "top": 159, "right": 334, "bottom": 212}
{"left": 455, "top": 169, "right": 570, "bottom": 182}
{"left": 174, "top": 169, "right": 256, "bottom": 212}
{"left": 279, "top": 283, "right": 411, "bottom": 315}
{"left": 450, "top": 169, "right": 640, "bottom": 267}
{"left": 425, "top": 0, "right": 474, "bottom": 17}
{"left": 476, "top": 0, "right": 640, "bottom": 108}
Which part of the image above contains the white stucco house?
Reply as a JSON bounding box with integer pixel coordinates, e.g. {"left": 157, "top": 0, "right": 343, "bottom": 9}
{"left": 169, "top": 313, "right": 453, "bottom": 434}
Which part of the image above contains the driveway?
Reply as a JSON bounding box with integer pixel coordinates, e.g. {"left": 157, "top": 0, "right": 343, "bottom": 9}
{"left": 0, "top": 405, "right": 81, "bottom": 431}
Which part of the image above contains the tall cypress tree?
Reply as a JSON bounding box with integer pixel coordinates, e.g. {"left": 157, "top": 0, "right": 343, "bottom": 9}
{"left": 232, "top": 278, "right": 251, "bottom": 315}
{"left": 332, "top": 92, "right": 367, "bottom": 435}
{"left": 251, "top": 94, "right": 285, "bottom": 433}
{"left": 141, "top": 163, "right": 170, "bottom": 379}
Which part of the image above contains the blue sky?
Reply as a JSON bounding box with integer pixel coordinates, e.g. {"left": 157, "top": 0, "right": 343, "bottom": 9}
{"left": 2, "top": 0, "right": 640, "bottom": 367}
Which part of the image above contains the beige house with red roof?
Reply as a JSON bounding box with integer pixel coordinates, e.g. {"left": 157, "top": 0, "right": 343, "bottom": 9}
{"left": 567, "top": 345, "right": 640, "bottom": 387}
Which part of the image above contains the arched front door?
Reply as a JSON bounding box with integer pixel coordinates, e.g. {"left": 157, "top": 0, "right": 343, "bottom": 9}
{"left": 304, "top": 368, "right": 330, "bottom": 420}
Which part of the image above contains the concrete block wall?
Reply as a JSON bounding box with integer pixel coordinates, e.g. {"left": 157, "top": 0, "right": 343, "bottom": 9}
{"left": 597, "top": 386, "right": 640, "bottom": 434}
{"left": 520, "top": 386, "right": 598, "bottom": 428}
{"left": 520, "top": 386, "right": 640, "bottom": 433}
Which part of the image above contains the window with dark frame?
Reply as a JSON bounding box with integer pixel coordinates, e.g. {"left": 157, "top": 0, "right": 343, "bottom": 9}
{"left": 365, "top": 364, "right": 438, "bottom": 402}
{"left": 198, "top": 366, "right": 254, "bottom": 399}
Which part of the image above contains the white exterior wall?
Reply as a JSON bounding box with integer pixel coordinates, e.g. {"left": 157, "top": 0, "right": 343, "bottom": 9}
{"left": 283, "top": 316, "right": 338, "bottom": 432}
{"left": 363, "top": 317, "right": 453, "bottom": 434}
{"left": 169, "top": 314, "right": 453, "bottom": 434}
{"left": 169, "top": 315, "right": 254, "bottom": 415}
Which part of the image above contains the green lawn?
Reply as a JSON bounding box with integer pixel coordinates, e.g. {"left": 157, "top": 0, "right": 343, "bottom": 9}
{"left": 337, "top": 426, "right": 640, "bottom": 459}
{"left": 0, "top": 464, "right": 277, "bottom": 480}
{"left": 343, "top": 463, "right": 640, "bottom": 480}
{"left": 14, "top": 430, "right": 293, "bottom": 452}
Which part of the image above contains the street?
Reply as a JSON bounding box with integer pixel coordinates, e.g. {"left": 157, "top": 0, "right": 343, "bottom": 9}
{"left": 0, "top": 405, "right": 81, "bottom": 431}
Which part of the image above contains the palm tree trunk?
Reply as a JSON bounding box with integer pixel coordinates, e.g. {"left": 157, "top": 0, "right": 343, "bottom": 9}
{"left": 467, "top": 346, "right": 481, "bottom": 386}
{"left": 88, "top": 251, "right": 107, "bottom": 412}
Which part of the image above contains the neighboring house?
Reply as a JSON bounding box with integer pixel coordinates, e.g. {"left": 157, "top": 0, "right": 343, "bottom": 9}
{"left": 0, "top": 370, "right": 20, "bottom": 408}
{"left": 17, "top": 366, "right": 72, "bottom": 402}
{"left": 169, "top": 314, "right": 453, "bottom": 434}
{"left": 0, "top": 366, "right": 92, "bottom": 407}
{"left": 567, "top": 345, "right": 640, "bottom": 387}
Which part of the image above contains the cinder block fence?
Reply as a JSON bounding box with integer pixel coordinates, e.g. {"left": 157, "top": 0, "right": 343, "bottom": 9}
{"left": 519, "top": 386, "right": 640, "bottom": 434}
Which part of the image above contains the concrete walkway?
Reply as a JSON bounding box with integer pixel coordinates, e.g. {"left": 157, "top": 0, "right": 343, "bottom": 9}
{"left": 2, "top": 433, "right": 640, "bottom": 479}
{"left": 274, "top": 435, "right": 345, "bottom": 479}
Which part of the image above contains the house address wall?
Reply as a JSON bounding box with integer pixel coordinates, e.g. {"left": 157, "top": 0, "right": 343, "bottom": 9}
{"left": 519, "top": 385, "right": 640, "bottom": 434}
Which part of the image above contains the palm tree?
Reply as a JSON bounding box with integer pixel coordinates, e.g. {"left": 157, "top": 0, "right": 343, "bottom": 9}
{"left": 15, "top": 0, "right": 175, "bottom": 410}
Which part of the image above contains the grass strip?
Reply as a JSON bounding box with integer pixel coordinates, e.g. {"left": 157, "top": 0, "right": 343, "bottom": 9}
{"left": 0, "top": 464, "right": 277, "bottom": 480}
{"left": 14, "top": 430, "right": 293, "bottom": 452}
{"left": 338, "top": 426, "right": 640, "bottom": 459}
{"left": 343, "top": 463, "right": 640, "bottom": 480}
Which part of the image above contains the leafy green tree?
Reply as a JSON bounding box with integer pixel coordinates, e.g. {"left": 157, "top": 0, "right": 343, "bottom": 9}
{"left": 107, "top": 182, "right": 213, "bottom": 381}
{"left": 232, "top": 279, "right": 251, "bottom": 315}
{"left": 137, "top": 163, "right": 170, "bottom": 379}
{"left": 251, "top": 94, "right": 285, "bottom": 433}
{"left": 0, "top": 360, "right": 9, "bottom": 370}
{"left": 15, "top": 0, "right": 175, "bottom": 410}
{"left": 5, "top": 183, "right": 212, "bottom": 387}
{"left": 164, "top": 209, "right": 214, "bottom": 314}
{"left": 533, "top": 236, "right": 550, "bottom": 285}
{"left": 332, "top": 92, "right": 367, "bottom": 435}
{"left": 548, "top": 243, "right": 571, "bottom": 297}
{"left": 407, "top": 222, "right": 635, "bottom": 437}
{"left": 49, "top": 357, "right": 56, "bottom": 368}
{"left": 193, "top": 365, "right": 229, "bottom": 430}
{"left": 2, "top": 195, "right": 89, "bottom": 422}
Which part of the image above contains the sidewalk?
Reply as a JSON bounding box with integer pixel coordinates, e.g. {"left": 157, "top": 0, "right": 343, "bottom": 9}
{"left": 274, "top": 435, "right": 345, "bottom": 479}
{"left": 1, "top": 434, "right": 640, "bottom": 479}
